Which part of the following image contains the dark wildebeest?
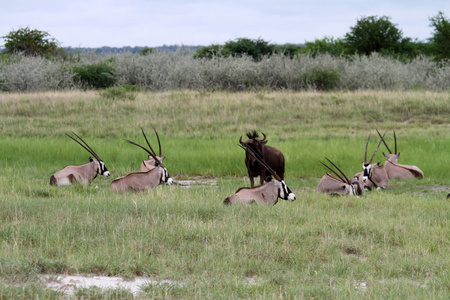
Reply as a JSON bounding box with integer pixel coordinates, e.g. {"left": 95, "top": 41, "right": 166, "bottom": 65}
{"left": 239, "top": 131, "right": 285, "bottom": 187}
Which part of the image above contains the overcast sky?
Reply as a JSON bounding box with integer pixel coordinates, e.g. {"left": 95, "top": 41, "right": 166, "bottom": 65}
{"left": 1, "top": 0, "right": 448, "bottom": 48}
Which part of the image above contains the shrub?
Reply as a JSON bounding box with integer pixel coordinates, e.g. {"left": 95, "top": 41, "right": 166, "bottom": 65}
{"left": 299, "top": 66, "right": 341, "bottom": 91}
{"left": 99, "top": 84, "right": 141, "bottom": 100}
{"left": 72, "top": 59, "right": 115, "bottom": 89}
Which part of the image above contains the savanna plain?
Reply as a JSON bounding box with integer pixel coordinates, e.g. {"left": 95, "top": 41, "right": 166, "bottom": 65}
{"left": 0, "top": 90, "right": 449, "bottom": 299}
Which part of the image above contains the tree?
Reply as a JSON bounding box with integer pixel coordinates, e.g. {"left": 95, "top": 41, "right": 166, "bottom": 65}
{"left": 344, "top": 16, "right": 404, "bottom": 56}
{"left": 224, "top": 37, "right": 275, "bottom": 61}
{"left": 2, "top": 27, "right": 60, "bottom": 57}
{"left": 429, "top": 11, "right": 450, "bottom": 61}
{"left": 299, "top": 37, "right": 347, "bottom": 57}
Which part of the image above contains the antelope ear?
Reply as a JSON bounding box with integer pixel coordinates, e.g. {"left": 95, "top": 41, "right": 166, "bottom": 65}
{"left": 89, "top": 157, "right": 94, "bottom": 162}
{"left": 265, "top": 176, "right": 272, "bottom": 182}
{"left": 397, "top": 152, "right": 400, "bottom": 157}
{"left": 261, "top": 141, "right": 268, "bottom": 145}
{"left": 383, "top": 152, "right": 388, "bottom": 158}
{"left": 376, "top": 162, "right": 381, "bottom": 166}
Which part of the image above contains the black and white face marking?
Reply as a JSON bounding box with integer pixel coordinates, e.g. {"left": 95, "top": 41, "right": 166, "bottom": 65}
{"left": 362, "top": 163, "right": 372, "bottom": 183}
{"left": 99, "top": 160, "right": 110, "bottom": 177}
{"left": 280, "top": 180, "right": 296, "bottom": 201}
{"left": 160, "top": 166, "right": 173, "bottom": 185}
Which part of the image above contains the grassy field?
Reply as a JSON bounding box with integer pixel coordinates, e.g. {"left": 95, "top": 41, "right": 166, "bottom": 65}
{"left": 0, "top": 90, "right": 449, "bottom": 299}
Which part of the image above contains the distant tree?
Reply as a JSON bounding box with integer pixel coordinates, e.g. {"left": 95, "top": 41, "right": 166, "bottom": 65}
{"left": 299, "top": 37, "right": 347, "bottom": 57}
{"left": 140, "top": 47, "right": 156, "bottom": 55}
{"left": 428, "top": 11, "right": 450, "bottom": 61}
{"left": 2, "top": 27, "right": 62, "bottom": 57}
{"left": 344, "top": 16, "right": 404, "bottom": 56}
{"left": 223, "top": 37, "right": 275, "bottom": 61}
{"left": 274, "top": 44, "right": 303, "bottom": 58}
{"left": 193, "top": 44, "right": 223, "bottom": 59}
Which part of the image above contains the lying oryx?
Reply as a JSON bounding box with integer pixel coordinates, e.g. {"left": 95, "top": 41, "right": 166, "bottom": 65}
{"left": 224, "top": 145, "right": 296, "bottom": 205}
{"left": 127, "top": 128, "right": 165, "bottom": 172}
{"left": 317, "top": 157, "right": 364, "bottom": 196}
{"left": 376, "top": 129, "right": 424, "bottom": 179}
{"left": 356, "top": 132, "right": 389, "bottom": 189}
{"left": 110, "top": 133, "right": 173, "bottom": 193}
{"left": 50, "top": 133, "right": 110, "bottom": 186}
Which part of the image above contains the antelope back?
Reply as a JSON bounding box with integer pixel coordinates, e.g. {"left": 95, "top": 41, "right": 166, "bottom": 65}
{"left": 369, "top": 164, "right": 388, "bottom": 188}
{"left": 384, "top": 160, "right": 424, "bottom": 179}
{"left": 317, "top": 173, "right": 353, "bottom": 195}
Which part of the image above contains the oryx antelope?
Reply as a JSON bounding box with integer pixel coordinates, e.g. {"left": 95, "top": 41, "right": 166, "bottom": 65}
{"left": 50, "top": 133, "right": 110, "bottom": 186}
{"left": 239, "top": 131, "right": 285, "bottom": 187}
{"left": 110, "top": 132, "right": 173, "bottom": 193}
{"left": 358, "top": 132, "right": 389, "bottom": 189}
{"left": 376, "top": 129, "right": 424, "bottom": 179}
{"left": 317, "top": 158, "right": 365, "bottom": 196}
{"left": 223, "top": 145, "right": 296, "bottom": 205}
{"left": 126, "top": 128, "right": 165, "bottom": 172}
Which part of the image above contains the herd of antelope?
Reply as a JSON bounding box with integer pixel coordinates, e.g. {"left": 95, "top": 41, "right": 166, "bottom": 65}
{"left": 50, "top": 128, "right": 424, "bottom": 204}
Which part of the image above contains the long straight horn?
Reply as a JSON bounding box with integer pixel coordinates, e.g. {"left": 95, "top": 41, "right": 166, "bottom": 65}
{"left": 324, "top": 157, "right": 351, "bottom": 184}
{"left": 364, "top": 133, "right": 370, "bottom": 162}
{"left": 67, "top": 132, "right": 101, "bottom": 162}
{"left": 319, "top": 161, "right": 346, "bottom": 183}
{"left": 154, "top": 128, "right": 162, "bottom": 157}
{"left": 238, "top": 144, "right": 281, "bottom": 181}
{"left": 376, "top": 128, "right": 392, "bottom": 154}
{"left": 394, "top": 130, "right": 397, "bottom": 154}
{"left": 140, "top": 127, "right": 157, "bottom": 156}
{"left": 125, "top": 139, "right": 153, "bottom": 156}
{"left": 369, "top": 131, "right": 386, "bottom": 164}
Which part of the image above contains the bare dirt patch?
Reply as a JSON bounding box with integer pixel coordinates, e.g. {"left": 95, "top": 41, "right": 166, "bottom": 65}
{"left": 42, "top": 274, "right": 182, "bottom": 296}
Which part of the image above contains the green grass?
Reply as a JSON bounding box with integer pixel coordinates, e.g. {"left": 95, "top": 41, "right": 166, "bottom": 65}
{"left": 0, "top": 90, "right": 449, "bottom": 298}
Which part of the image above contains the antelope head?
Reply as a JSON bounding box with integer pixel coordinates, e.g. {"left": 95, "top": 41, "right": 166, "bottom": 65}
{"left": 239, "top": 144, "right": 296, "bottom": 201}
{"left": 66, "top": 132, "right": 110, "bottom": 177}
{"left": 376, "top": 129, "right": 399, "bottom": 163}
{"left": 320, "top": 157, "right": 364, "bottom": 196}
{"left": 126, "top": 128, "right": 172, "bottom": 185}
{"left": 362, "top": 131, "right": 385, "bottom": 183}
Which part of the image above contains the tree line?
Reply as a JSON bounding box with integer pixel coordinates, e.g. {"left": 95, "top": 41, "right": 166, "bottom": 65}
{"left": 1, "top": 12, "right": 449, "bottom": 62}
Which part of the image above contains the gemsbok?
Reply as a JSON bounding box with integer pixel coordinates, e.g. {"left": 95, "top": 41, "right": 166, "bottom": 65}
{"left": 317, "top": 158, "right": 365, "bottom": 196}
{"left": 376, "top": 129, "right": 424, "bottom": 179}
{"left": 239, "top": 131, "right": 285, "bottom": 187}
{"left": 50, "top": 132, "right": 110, "bottom": 186}
{"left": 126, "top": 128, "right": 165, "bottom": 172}
{"left": 110, "top": 132, "right": 173, "bottom": 193}
{"left": 358, "top": 132, "right": 389, "bottom": 189}
{"left": 223, "top": 145, "right": 296, "bottom": 205}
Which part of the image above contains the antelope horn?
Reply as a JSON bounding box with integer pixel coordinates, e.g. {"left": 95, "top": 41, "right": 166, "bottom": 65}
{"left": 125, "top": 139, "right": 163, "bottom": 166}
{"left": 140, "top": 127, "right": 157, "bottom": 156}
{"left": 154, "top": 128, "right": 162, "bottom": 157}
{"left": 376, "top": 128, "right": 392, "bottom": 154}
{"left": 364, "top": 133, "right": 370, "bottom": 162}
{"left": 394, "top": 130, "right": 397, "bottom": 154}
{"left": 369, "top": 131, "right": 386, "bottom": 164}
{"left": 325, "top": 157, "right": 351, "bottom": 184}
{"left": 319, "top": 160, "right": 346, "bottom": 184}
{"left": 67, "top": 132, "right": 101, "bottom": 162}
{"left": 238, "top": 144, "right": 281, "bottom": 181}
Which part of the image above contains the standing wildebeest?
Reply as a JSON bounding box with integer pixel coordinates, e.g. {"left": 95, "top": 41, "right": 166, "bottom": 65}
{"left": 50, "top": 132, "right": 110, "bottom": 186}
{"left": 376, "top": 129, "right": 424, "bottom": 179}
{"left": 239, "top": 131, "right": 285, "bottom": 187}
{"left": 224, "top": 145, "right": 296, "bottom": 205}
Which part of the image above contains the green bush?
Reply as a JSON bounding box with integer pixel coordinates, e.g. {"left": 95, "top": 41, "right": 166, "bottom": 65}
{"left": 72, "top": 59, "right": 115, "bottom": 89}
{"left": 100, "top": 84, "right": 141, "bottom": 100}
{"left": 299, "top": 66, "right": 341, "bottom": 91}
